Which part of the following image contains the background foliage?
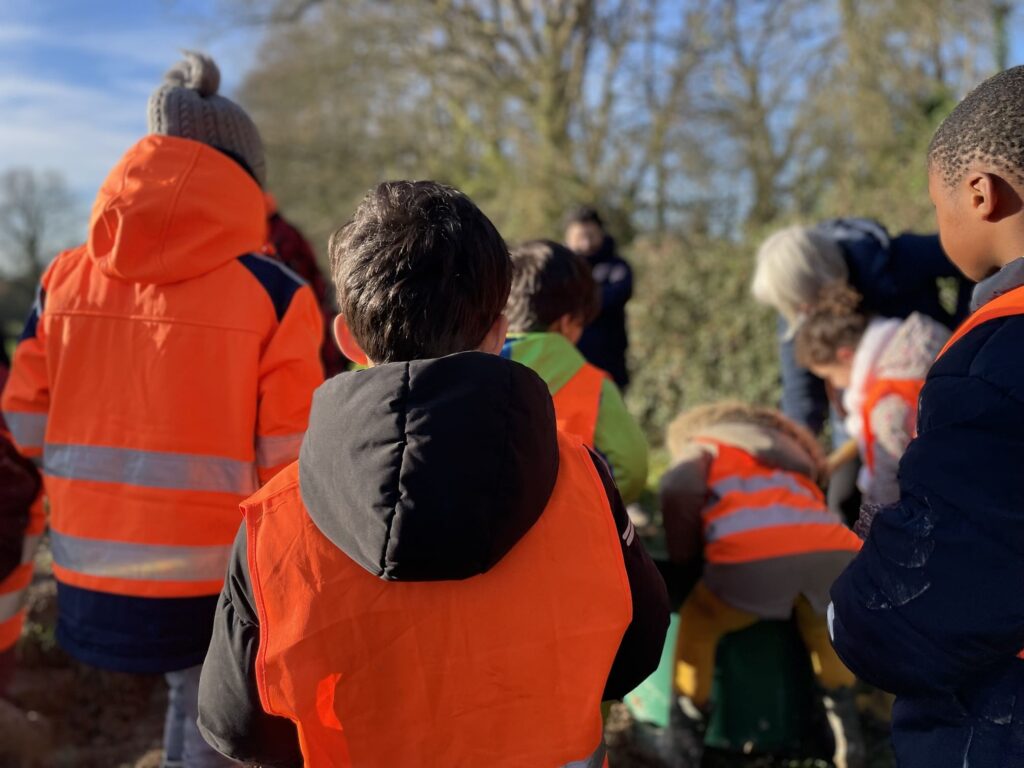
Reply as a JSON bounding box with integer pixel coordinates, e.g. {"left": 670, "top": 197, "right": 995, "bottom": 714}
{"left": 1, "top": 0, "right": 1015, "bottom": 441}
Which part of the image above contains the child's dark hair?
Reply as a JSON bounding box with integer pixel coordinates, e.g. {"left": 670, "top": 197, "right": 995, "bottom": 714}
{"left": 506, "top": 240, "right": 599, "bottom": 333}
{"left": 564, "top": 206, "right": 604, "bottom": 230}
{"left": 328, "top": 181, "right": 511, "bottom": 362}
{"left": 794, "top": 283, "right": 869, "bottom": 368}
{"left": 929, "top": 66, "right": 1024, "bottom": 188}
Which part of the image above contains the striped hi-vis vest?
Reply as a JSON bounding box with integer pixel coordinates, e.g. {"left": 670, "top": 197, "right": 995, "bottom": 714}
{"left": 702, "top": 443, "right": 861, "bottom": 565}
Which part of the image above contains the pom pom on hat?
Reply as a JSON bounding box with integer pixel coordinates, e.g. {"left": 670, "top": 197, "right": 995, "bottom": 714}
{"left": 147, "top": 50, "right": 265, "bottom": 186}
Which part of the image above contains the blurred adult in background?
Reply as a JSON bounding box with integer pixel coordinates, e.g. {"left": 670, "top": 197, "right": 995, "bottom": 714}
{"left": 751, "top": 219, "right": 971, "bottom": 520}
{"left": 264, "top": 194, "right": 347, "bottom": 378}
{"left": 1, "top": 52, "right": 323, "bottom": 768}
{"left": 564, "top": 206, "right": 633, "bottom": 390}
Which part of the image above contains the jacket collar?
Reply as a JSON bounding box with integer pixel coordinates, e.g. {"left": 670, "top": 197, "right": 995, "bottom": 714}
{"left": 971, "top": 257, "right": 1024, "bottom": 311}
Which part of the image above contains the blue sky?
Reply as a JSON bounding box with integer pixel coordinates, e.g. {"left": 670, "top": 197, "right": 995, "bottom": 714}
{"left": 0, "top": 0, "right": 259, "bottom": 199}
{"left": 2, "top": 1, "right": 1024, "bottom": 207}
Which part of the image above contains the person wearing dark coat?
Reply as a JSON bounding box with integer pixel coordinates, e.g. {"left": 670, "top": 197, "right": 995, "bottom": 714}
{"left": 829, "top": 65, "right": 1024, "bottom": 768}
{"left": 564, "top": 207, "right": 633, "bottom": 390}
{"left": 755, "top": 219, "right": 971, "bottom": 438}
{"left": 752, "top": 219, "right": 972, "bottom": 523}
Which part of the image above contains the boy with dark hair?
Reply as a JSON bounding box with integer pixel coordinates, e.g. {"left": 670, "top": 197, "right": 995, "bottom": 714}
{"left": 564, "top": 207, "right": 634, "bottom": 390}
{"left": 828, "top": 66, "right": 1024, "bottom": 767}
{"left": 504, "top": 240, "right": 648, "bottom": 503}
{"left": 198, "top": 181, "right": 669, "bottom": 767}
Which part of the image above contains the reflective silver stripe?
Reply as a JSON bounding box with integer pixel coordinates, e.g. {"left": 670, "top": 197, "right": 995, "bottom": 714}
{"left": 4, "top": 411, "right": 47, "bottom": 449}
{"left": 255, "top": 432, "right": 304, "bottom": 468}
{"left": 622, "top": 520, "right": 636, "bottom": 547}
{"left": 50, "top": 531, "right": 231, "bottom": 582}
{"left": 561, "top": 743, "right": 606, "bottom": 768}
{"left": 0, "top": 590, "right": 26, "bottom": 623}
{"left": 827, "top": 602, "right": 836, "bottom": 641}
{"left": 21, "top": 534, "right": 41, "bottom": 565}
{"left": 706, "top": 505, "right": 841, "bottom": 542}
{"left": 44, "top": 444, "right": 258, "bottom": 495}
{"left": 712, "top": 472, "right": 819, "bottom": 502}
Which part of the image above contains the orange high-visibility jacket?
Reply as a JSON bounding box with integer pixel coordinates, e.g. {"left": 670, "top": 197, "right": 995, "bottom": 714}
{"left": 551, "top": 361, "right": 609, "bottom": 447}
{"left": 1, "top": 135, "right": 324, "bottom": 600}
{"left": 244, "top": 431, "right": 630, "bottom": 768}
{"left": 0, "top": 496, "right": 43, "bottom": 653}
{"left": 0, "top": 428, "right": 44, "bottom": 653}
{"left": 702, "top": 443, "right": 861, "bottom": 565}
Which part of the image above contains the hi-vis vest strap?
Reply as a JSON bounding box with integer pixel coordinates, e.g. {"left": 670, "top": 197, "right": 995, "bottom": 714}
{"left": 861, "top": 378, "right": 925, "bottom": 472}
{"left": 0, "top": 495, "right": 44, "bottom": 652}
{"left": 938, "top": 284, "right": 1024, "bottom": 360}
{"left": 701, "top": 443, "right": 861, "bottom": 565}
{"left": 552, "top": 363, "right": 608, "bottom": 447}
{"left": 245, "top": 432, "right": 629, "bottom": 768}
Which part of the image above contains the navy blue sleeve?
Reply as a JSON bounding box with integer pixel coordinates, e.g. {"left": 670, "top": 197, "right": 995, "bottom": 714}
{"left": 588, "top": 450, "right": 671, "bottom": 700}
{"left": 778, "top": 318, "right": 829, "bottom": 434}
{"left": 830, "top": 361, "right": 1024, "bottom": 697}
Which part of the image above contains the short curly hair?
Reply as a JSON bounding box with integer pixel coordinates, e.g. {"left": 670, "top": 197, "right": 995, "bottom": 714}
{"left": 929, "top": 65, "right": 1024, "bottom": 188}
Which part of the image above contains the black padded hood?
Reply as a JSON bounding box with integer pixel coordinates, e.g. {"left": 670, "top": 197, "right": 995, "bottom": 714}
{"left": 298, "top": 352, "right": 560, "bottom": 581}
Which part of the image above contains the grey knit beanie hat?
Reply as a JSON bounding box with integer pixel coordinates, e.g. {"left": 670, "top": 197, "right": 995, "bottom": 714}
{"left": 147, "top": 50, "right": 266, "bottom": 186}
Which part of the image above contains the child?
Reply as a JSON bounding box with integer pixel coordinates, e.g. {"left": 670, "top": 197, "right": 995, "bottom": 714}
{"left": 0, "top": 430, "right": 43, "bottom": 696}
{"left": 660, "top": 402, "right": 863, "bottom": 764}
{"left": 795, "top": 284, "right": 949, "bottom": 508}
{"left": 197, "top": 181, "right": 669, "bottom": 767}
{"left": 829, "top": 66, "right": 1024, "bottom": 768}
{"left": 0, "top": 52, "right": 324, "bottom": 766}
{"left": 504, "top": 239, "right": 649, "bottom": 504}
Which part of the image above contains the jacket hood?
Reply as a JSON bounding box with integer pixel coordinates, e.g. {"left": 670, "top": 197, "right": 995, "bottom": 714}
{"left": 298, "top": 352, "right": 560, "bottom": 582}
{"left": 87, "top": 135, "right": 266, "bottom": 284}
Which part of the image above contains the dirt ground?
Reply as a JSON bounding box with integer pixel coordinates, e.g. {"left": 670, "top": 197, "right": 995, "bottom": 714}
{"left": 0, "top": 548, "right": 166, "bottom": 768}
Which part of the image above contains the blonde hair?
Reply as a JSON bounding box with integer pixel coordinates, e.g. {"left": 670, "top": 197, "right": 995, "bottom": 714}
{"left": 751, "top": 225, "right": 849, "bottom": 337}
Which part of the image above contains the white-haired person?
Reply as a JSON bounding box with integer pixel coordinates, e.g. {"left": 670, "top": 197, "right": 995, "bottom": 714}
{"left": 751, "top": 219, "right": 969, "bottom": 521}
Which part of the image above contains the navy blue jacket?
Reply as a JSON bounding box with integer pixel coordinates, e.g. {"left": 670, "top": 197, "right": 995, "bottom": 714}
{"left": 577, "top": 237, "right": 632, "bottom": 389}
{"left": 829, "top": 273, "right": 1024, "bottom": 767}
{"left": 780, "top": 219, "right": 972, "bottom": 434}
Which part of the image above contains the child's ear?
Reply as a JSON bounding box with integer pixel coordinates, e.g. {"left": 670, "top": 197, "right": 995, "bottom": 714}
{"left": 333, "top": 315, "right": 370, "bottom": 366}
{"left": 968, "top": 171, "right": 999, "bottom": 220}
{"left": 478, "top": 314, "right": 510, "bottom": 355}
{"left": 836, "top": 346, "right": 856, "bottom": 365}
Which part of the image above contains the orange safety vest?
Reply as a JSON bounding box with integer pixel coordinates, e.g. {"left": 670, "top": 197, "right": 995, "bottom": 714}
{"left": 551, "top": 363, "right": 608, "bottom": 447}
{"left": 702, "top": 443, "right": 861, "bottom": 565}
{"left": 861, "top": 378, "right": 925, "bottom": 473}
{"left": 245, "top": 432, "right": 629, "bottom": 768}
{"left": 0, "top": 495, "right": 44, "bottom": 653}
